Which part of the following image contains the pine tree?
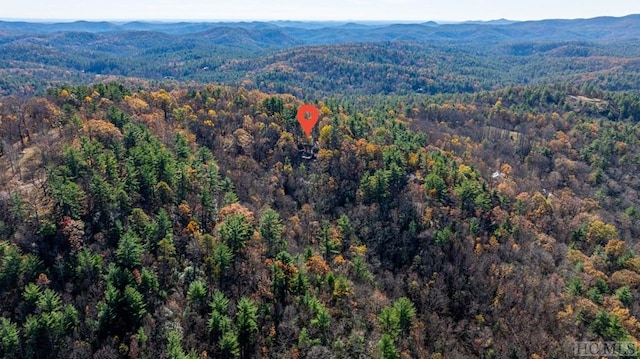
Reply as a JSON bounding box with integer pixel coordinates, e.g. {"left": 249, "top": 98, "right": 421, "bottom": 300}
{"left": 0, "top": 244, "right": 23, "bottom": 288}
{"left": 219, "top": 214, "right": 253, "bottom": 255}
{"left": 209, "top": 242, "right": 233, "bottom": 287}
{"left": 236, "top": 297, "right": 258, "bottom": 357}
{"left": 166, "top": 329, "right": 199, "bottom": 359}
{"left": 311, "top": 305, "right": 330, "bottom": 345}
{"left": 378, "top": 334, "right": 399, "bottom": 359}
{"left": 37, "top": 289, "right": 62, "bottom": 313}
{"left": 393, "top": 297, "right": 416, "bottom": 334}
{"left": 50, "top": 178, "right": 86, "bottom": 220}
{"left": 259, "top": 208, "right": 284, "bottom": 258}
{"left": 0, "top": 317, "right": 19, "bottom": 356}
{"left": 209, "top": 291, "right": 232, "bottom": 342}
{"left": 219, "top": 331, "right": 240, "bottom": 359}
{"left": 124, "top": 285, "right": 147, "bottom": 325}
{"left": 75, "top": 248, "right": 103, "bottom": 283}
{"left": 115, "top": 230, "right": 144, "bottom": 269}
{"left": 187, "top": 279, "right": 208, "bottom": 311}
{"left": 378, "top": 306, "right": 400, "bottom": 338}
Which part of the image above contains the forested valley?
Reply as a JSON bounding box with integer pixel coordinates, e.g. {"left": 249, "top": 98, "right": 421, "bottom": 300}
{"left": 2, "top": 16, "right": 640, "bottom": 359}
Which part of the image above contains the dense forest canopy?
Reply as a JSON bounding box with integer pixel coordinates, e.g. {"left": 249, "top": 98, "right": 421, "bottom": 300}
{"left": 1, "top": 14, "right": 640, "bottom": 359}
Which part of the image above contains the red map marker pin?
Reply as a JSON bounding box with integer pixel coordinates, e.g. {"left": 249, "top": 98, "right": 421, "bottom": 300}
{"left": 296, "top": 104, "right": 319, "bottom": 137}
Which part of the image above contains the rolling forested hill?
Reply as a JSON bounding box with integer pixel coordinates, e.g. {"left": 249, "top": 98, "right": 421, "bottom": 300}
{"left": 2, "top": 15, "right": 640, "bottom": 97}
{"left": 2, "top": 14, "right": 640, "bottom": 359}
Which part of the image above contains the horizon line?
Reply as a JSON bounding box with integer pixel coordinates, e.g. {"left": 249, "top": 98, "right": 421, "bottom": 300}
{"left": 0, "top": 13, "right": 637, "bottom": 24}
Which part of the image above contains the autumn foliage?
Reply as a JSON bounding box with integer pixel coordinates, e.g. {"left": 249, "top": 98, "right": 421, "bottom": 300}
{"left": 1, "top": 80, "right": 640, "bottom": 358}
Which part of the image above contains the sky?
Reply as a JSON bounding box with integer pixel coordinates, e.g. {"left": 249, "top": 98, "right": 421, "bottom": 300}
{"left": 3, "top": 0, "right": 640, "bottom": 22}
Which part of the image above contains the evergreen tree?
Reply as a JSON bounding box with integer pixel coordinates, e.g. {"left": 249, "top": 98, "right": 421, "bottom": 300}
{"left": 211, "top": 242, "right": 233, "bottom": 286}
{"left": 187, "top": 279, "right": 208, "bottom": 311}
{"left": 236, "top": 297, "right": 258, "bottom": 357}
{"left": 590, "top": 310, "right": 628, "bottom": 341}
{"left": 219, "top": 331, "right": 240, "bottom": 359}
{"left": 209, "top": 291, "right": 231, "bottom": 342}
{"left": 115, "top": 230, "right": 144, "bottom": 269}
{"left": 259, "top": 208, "right": 285, "bottom": 258}
{"left": 124, "top": 285, "right": 147, "bottom": 325}
{"left": 219, "top": 214, "right": 253, "bottom": 255}
{"left": 0, "top": 244, "right": 24, "bottom": 288}
{"left": 393, "top": 297, "right": 416, "bottom": 334}
{"left": 0, "top": 317, "right": 19, "bottom": 358}
{"left": 377, "top": 334, "right": 399, "bottom": 359}
{"left": 378, "top": 306, "right": 400, "bottom": 338}
{"left": 167, "top": 329, "right": 199, "bottom": 359}
{"left": 50, "top": 178, "right": 86, "bottom": 220}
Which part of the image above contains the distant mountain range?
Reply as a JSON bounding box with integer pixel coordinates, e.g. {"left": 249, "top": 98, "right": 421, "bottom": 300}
{"left": 1, "top": 14, "right": 640, "bottom": 96}
{"left": 1, "top": 14, "right": 639, "bottom": 43}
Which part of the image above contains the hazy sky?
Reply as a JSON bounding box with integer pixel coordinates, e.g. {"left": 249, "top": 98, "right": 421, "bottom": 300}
{"left": 3, "top": 0, "right": 640, "bottom": 22}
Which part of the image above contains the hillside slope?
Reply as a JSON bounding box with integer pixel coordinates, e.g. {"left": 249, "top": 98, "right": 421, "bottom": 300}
{"left": 1, "top": 82, "right": 640, "bottom": 357}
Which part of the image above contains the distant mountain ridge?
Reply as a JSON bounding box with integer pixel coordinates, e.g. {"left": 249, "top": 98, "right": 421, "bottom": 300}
{"left": 1, "top": 14, "right": 640, "bottom": 97}
{"left": 462, "top": 18, "right": 517, "bottom": 25}
{"left": 0, "top": 14, "right": 639, "bottom": 43}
